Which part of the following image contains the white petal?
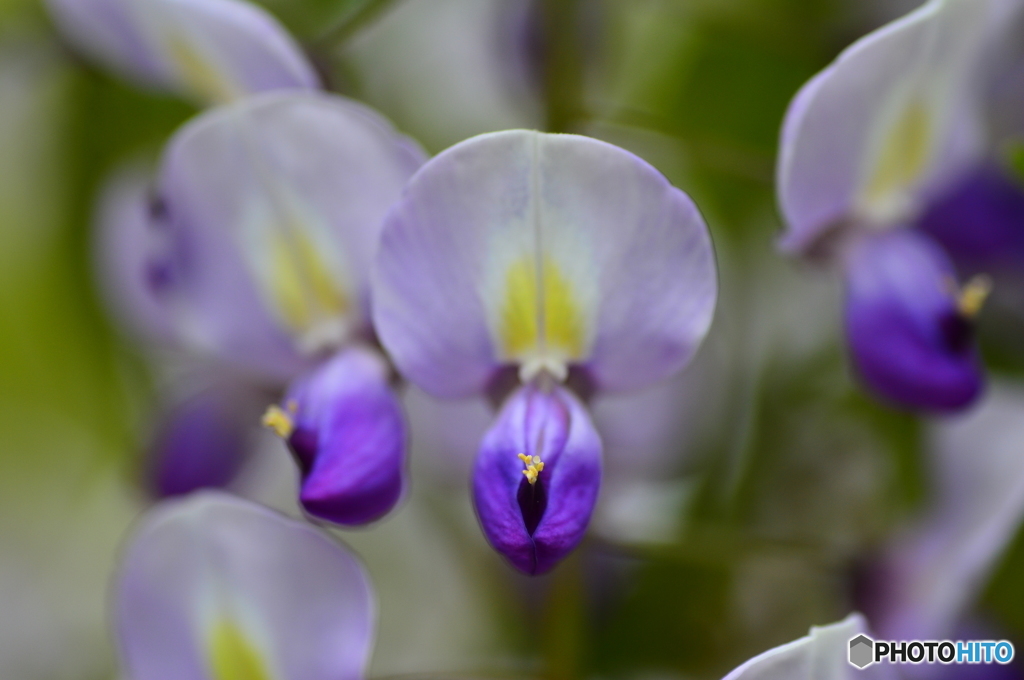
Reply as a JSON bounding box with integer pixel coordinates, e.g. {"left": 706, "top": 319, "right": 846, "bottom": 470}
{"left": 722, "top": 613, "right": 896, "bottom": 680}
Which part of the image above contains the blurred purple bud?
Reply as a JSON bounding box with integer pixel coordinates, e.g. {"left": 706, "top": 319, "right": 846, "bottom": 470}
{"left": 270, "top": 346, "right": 406, "bottom": 526}
{"left": 917, "top": 163, "right": 1024, "bottom": 275}
{"left": 147, "top": 386, "right": 253, "bottom": 498}
{"left": 844, "top": 230, "right": 984, "bottom": 412}
{"left": 472, "top": 384, "right": 601, "bottom": 575}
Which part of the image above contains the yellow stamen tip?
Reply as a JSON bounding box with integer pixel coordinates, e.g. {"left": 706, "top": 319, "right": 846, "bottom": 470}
{"left": 262, "top": 404, "right": 294, "bottom": 439}
{"left": 958, "top": 274, "right": 993, "bottom": 318}
{"left": 517, "top": 452, "right": 544, "bottom": 485}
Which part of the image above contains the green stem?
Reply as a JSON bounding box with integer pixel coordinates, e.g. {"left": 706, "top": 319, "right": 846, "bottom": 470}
{"left": 541, "top": 552, "right": 585, "bottom": 680}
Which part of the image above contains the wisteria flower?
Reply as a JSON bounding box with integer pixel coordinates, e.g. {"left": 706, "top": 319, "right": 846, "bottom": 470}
{"left": 142, "top": 91, "right": 424, "bottom": 523}
{"left": 114, "top": 491, "right": 374, "bottom": 680}
{"left": 46, "top": 0, "right": 318, "bottom": 105}
{"left": 373, "top": 129, "right": 717, "bottom": 574}
{"left": 777, "top": 0, "right": 1022, "bottom": 412}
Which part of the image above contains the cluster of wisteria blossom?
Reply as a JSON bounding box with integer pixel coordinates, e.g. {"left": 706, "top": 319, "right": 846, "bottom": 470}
{"left": 42, "top": 0, "right": 1024, "bottom": 676}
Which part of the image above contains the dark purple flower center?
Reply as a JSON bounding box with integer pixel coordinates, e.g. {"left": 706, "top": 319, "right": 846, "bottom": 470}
{"left": 940, "top": 310, "right": 976, "bottom": 353}
{"left": 517, "top": 473, "right": 547, "bottom": 535}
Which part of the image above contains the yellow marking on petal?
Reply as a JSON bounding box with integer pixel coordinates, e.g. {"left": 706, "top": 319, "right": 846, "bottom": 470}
{"left": 164, "top": 34, "right": 239, "bottom": 104}
{"left": 261, "top": 404, "right": 294, "bottom": 439}
{"left": 499, "top": 255, "right": 586, "bottom": 377}
{"left": 860, "top": 97, "right": 933, "bottom": 221}
{"left": 266, "top": 225, "right": 350, "bottom": 341}
{"left": 957, "top": 274, "right": 992, "bottom": 318}
{"left": 502, "top": 259, "right": 539, "bottom": 358}
{"left": 207, "top": 618, "right": 274, "bottom": 680}
{"left": 518, "top": 452, "right": 545, "bottom": 485}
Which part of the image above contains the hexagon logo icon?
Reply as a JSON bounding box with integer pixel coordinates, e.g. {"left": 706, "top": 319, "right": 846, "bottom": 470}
{"left": 849, "top": 634, "right": 874, "bottom": 669}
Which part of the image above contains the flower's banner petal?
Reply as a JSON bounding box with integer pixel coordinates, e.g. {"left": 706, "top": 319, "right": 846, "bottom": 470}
{"left": 844, "top": 229, "right": 983, "bottom": 411}
{"left": 145, "top": 383, "right": 258, "bottom": 498}
{"left": 282, "top": 346, "right": 406, "bottom": 526}
{"left": 158, "top": 91, "right": 425, "bottom": 381}
{"left": 374, "top": 129, "right": 716, "bottom": 397}
{"left": 722, "top": 613, "right": 896, "bottom": 680}
{"left": 472, "top": 383, "right": 601, "bottom": 575}
{"left": 46, "top": 0, "right": 318, "bottom": 105}
{"left": 115, "top": 491, "right": 375, "bottom": 680}
{"left": 916, "top": 163, "right": 1024, "bottom": 274}
{"left": 777, "top": 0, "right": 1017, "bottom": 253}
{"left": 93, "top": 163, "right": 178, "bottom": 343}
{"left": 872, "top": 383, "right": 1024, "bottom": 643}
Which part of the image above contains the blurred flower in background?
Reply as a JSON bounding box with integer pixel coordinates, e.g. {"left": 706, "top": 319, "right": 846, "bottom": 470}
{"left": 777, "top": 0, "right": 1022, "bottom": 412}
{"left": 46, "top": 0, "right": 319, "bottom": 103}
{"left": 144, "top": 91, "right": 424, "bottom": 524}
{"left": 115, "top": 491, "right": 375, "bottom": 680}
{"left": 6, "top": 0, "right": 1024, "bottom": 679}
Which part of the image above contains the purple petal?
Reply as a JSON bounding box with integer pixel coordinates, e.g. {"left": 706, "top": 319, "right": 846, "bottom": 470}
{"left": 46, "top": 0, "right": 318, "bottom": 104}
{"left": 373, "top": 129, "right": 716, "bottom": 398}
{"left": 472, "top": 383, "right": 601, "bottom": 575}
{"left": 115, "top": 491, "right": 375, "bottom": 680}
{"left": 916, "top": 163, "right": 1024, "bottom": 273}
{"left": 777, "top": 0, "right": 1007, "bottom": 253}
{"left": 843, "top": 229, "right": 983, "bottom": 412}
{"left": 281, "top": 346, "right": 406, "bottom": 526}
{"left": 157, "top": 92, "right": 425, "bottom": 381}
{"left": 146, "top": 384, "right": 257, "bottom": 498}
